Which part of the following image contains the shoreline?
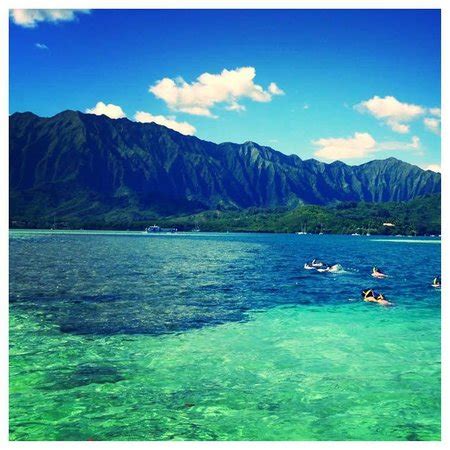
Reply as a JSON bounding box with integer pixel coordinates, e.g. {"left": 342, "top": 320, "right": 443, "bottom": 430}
{"left": 9, "top": 228, "right": 442, "bottom": 239}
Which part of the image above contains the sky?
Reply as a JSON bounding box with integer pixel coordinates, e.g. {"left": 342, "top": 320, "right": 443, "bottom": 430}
{"left": 9, "top": 9, "right": 441, "bottom": 169}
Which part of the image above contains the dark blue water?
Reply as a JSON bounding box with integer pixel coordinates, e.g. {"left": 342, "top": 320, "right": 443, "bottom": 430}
{"left": 9, "top": 231, "right": 441, "bottom": 336}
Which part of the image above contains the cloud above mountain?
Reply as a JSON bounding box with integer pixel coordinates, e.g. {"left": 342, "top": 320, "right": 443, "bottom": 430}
{"left": 134, "top": 111, "right": 196, "bottom": 136}
{"left": 423, "top": 164, "right": 441, "bottom": 173}
{"left": 85, "top": 102, "right": 196, "bottom": 135}
{"left": 85, "top": 102, "right": 126, "bottom": 119}
{"left": 423, "top": 109, "right": 441, "bottom": 135}
{"left": 313, "top": 132, "right": 377, "bottom": 160}
{"left": 424, "top": 117, "right": 440, "bottom": 135}
{"left": 10, "top": 9, "right": 90, "bottom": 28}
{"left": 149, "top": 67, "right": 284, "bottom": 117}
{"left": 355, "top": 95, "right": 425, "bottom": 134}
{"left": 313, "top": 132, "right": 421, "bottom": 161}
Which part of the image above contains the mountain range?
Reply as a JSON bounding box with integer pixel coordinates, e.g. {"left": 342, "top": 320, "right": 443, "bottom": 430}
{"left": 9, "top": 110, "right": 441, "bottom": 224}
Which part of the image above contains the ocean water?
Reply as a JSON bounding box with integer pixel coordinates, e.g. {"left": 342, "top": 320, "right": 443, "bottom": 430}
{"left": 9, "top": 230, "right": 441, "bottom": 441}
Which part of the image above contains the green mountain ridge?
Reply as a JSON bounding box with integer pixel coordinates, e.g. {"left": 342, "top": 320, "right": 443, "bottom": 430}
{"left": 9, "top": 110, "right": 441, "bottom": 229}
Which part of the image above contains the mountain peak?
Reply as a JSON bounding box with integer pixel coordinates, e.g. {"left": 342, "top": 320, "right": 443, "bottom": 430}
{"left": 9, "top": 110, "right": 441, "bottom": 220}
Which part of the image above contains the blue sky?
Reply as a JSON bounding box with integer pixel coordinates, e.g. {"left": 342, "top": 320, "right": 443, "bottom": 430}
{"left": 9, "top": 9, "right": 441, "bottom": 169}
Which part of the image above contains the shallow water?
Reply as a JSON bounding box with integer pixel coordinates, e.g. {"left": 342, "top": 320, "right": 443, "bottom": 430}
{"left": 9, "top": 231, "right": 441, "bottom": 440}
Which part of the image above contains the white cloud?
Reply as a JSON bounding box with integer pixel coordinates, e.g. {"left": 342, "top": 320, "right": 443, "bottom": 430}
{"left": 268, "top": 82, "right": 284, "bottom": 95}
{"left": 313, "top": 132, "right": 376, "bottom": 160}
{"left": 85, "top": 102, "right": 126, "bottom": 119}
{"left": 377, "top": 136, "right": 422, "bottom": 154}
{"left": 134, "top": 111, "right": 196, "bottom": 136}
{"left": 35, "top": 43, "right": 48, "bottom": 50}
{"left": 225, "top": 101, "right": 246, "bottom": 112}
{"left": 429, "top": 107, "right": 441, "bottom": 117}
{"left": 313, "top": 132, "right": 422, "bottom": 161}
{"left": 389, "top": 121, "right": 410, "bottom": 134}
{"left": 356, "top": 95, "right": 425, "bottom": 134}
{"left": 10, "top": 9, "right": 90, "bottom": 28}
{"left": 423, "top": 164, "right": 441, "bottom": 173}
{"left": 85, "top": 102, "right": 196, "bottom": 134}
{"left": 149, "top": 67, "right": 283, "bottom": 117}
{"left": 424, "top": 117, "right": 441, "bottom": 135}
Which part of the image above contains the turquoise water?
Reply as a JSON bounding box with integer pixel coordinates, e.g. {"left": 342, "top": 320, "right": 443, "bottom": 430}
{"left": 9, "top": 230, "right": 441, "bottom": 440}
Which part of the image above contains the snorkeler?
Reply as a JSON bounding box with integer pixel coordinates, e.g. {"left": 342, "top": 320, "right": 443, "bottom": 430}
{"left": 304, "top": 259, "right": 342, "bottom": 273}
{"left": 432, "top": 276, "right": 441, "bottom": 288}
{"left": 311, "top": 259, "right": 326, "bottom": 268}
{"left": 327, "top": 264, "right": 343, "bottom": 273}
{"left": 361, "top": 289, "right": 392, "bottom": 306}
{"left": 372, "top": 267, "right": 387, "bottom": 278}
{"left": 305, "top": 259, "right": 327, "bottom": 270}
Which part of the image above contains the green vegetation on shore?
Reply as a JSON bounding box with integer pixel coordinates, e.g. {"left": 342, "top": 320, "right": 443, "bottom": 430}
{"left": 10, "top": 194, "right": 441, "bottom": 235}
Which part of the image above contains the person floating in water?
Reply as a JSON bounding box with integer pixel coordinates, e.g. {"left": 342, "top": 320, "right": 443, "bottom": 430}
{"left": 311, "top": 259, "right": 326, "bottom": 268}
{"left": 432, "top": 276, "right": 441, "bottom": 288}
{"left": 372, "top": 266, "right": 387, "bottom": 278}
{"left": 304, "top": 259, "right": 327, "bottom": 270}
{"left": 304, "top": 259, "right": 343, "bottom": 273}
{"left": 361, "top": 289, "right": 392, "bottom": 306}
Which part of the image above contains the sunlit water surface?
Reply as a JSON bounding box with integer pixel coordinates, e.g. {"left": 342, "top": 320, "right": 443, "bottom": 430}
{"left": 9, "top": 230, "right": 441, "bottom": 440}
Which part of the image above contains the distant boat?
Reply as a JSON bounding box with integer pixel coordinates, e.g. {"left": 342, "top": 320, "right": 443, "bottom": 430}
{"left": 296, "top": 223, "right": 308, "bottom": 235}
{"left": 145, "top": 225, "right": 178, "bottom": 233}
{"left": 351, "top": 232, "right": 360, "bottom": 236}
{"left": 146, "top": 225, "right": 161, "bottom": 232}
{"left": 366, "top": 233, "right": 371, "bottom": 236}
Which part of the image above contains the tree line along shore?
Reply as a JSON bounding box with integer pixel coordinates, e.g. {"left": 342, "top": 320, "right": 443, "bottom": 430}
{"left": 10, "top": 194, "right": 441, "bottom": 236}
